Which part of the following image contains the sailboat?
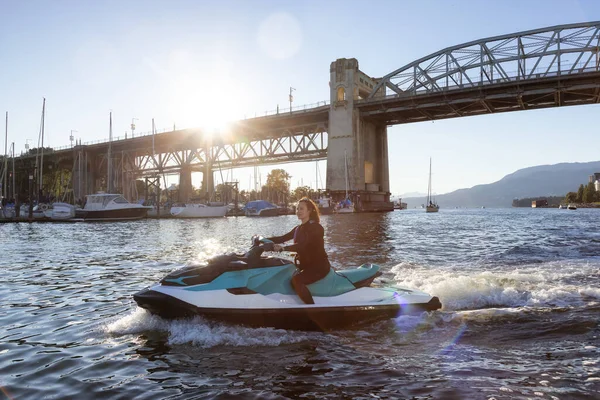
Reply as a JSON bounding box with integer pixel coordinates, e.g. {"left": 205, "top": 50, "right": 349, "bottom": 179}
{"left": 426, "top": 158, "right": 439, "bottom": 213}
{"left": 335, "top": 150, "right": 355, "bottom": 214}
{"left": 75, "top": 112, "right": 150, "bottom": 221}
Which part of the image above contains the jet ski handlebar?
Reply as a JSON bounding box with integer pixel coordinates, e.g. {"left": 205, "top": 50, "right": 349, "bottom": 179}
{"left": 246, "top": 236, "right": 275, "bottom": 259}
{"left": 251, "top": 235, "right": 274, "bottom": 250}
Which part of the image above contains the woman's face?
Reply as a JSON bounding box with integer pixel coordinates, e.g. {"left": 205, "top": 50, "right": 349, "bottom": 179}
{"left": 296, "top": 201, "right": 310, "bottom": 221}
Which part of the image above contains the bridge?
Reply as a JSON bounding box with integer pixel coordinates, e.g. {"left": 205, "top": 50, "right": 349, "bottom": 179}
{"left": 6, "top": 21, "right": 600, "bottom": 211}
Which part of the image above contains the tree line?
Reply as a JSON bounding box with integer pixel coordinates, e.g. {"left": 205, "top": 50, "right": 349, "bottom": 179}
{"left": 564, "top": 182, "right": 599, "bottom": 204}
{"left": 169, "top": 168, "right": 322, "bottom": 205}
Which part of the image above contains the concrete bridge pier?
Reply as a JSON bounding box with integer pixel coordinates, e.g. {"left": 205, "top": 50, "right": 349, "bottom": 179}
{"left": 201, "top": 142, "right": 215, "bottom": 201}
{"left": 327, "top": 58, "right": 393, "bottom": 212}
{"left": 179, "top": 167, "right": 193, "bottom": 202}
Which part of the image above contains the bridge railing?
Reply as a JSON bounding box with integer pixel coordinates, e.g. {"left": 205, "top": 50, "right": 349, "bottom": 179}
{"left": 257, "top": 100, "right": 329, "bottom": 117}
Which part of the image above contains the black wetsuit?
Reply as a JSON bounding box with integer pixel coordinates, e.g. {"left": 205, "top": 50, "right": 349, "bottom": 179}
{"left": 267, "top": 220, "right": 331, "bottom": 293}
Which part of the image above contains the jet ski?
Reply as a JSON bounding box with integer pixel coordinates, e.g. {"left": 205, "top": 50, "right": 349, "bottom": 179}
{"left": 133, "top": 237, "right": 442, "bottom": 331}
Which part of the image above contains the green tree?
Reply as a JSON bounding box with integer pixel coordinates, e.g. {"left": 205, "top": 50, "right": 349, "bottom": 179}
{"left": 565, "top": 192, "right": 578, "bottom": 204}
{"left": 265, "top": 169, "right": 291, "bottom": 204}
{"left": 582, "top": 185, "right": 591, "bottom": 203}
{"left": 583, "top": 182, "right": 596, "bottom": 203}
{"left": 292, "top": 185, "right": 312, "bottom": 201}
{"left": 577, "top": 184, "right": 585, "bottom": 203}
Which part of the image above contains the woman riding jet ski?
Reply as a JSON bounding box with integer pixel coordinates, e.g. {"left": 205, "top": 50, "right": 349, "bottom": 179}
{"left": 134, "top": 198, "right": 441, "bottom": 331}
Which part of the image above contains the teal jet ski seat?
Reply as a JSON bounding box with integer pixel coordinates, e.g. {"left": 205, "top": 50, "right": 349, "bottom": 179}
{"left": 307, "top": 264, "right": 380, "bottom": 297}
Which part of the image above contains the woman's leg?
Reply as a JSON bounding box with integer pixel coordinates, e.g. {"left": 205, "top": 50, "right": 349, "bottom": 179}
{"left": 291, "top": 267, "right": 330, "bottom": 304}
{"left": 291, "top": 273, "right": 315, "bottom": 304}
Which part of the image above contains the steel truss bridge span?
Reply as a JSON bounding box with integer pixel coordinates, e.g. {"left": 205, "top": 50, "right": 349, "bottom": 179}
{"left": 39, "top": 105, "right": 329, "bottom": 178}
{"left": 360, "top": 21, "right": 600, "bottom": 124}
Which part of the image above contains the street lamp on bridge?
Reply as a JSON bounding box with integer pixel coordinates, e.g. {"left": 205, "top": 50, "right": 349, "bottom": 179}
{"left": 70, "top": 130, "right": 78, "bottom": 148}
{"left": 131, "top": 118, "right": 139, "bottom": 138}
{"left": 289, "top": 87, "right": 295, "bottom": 114}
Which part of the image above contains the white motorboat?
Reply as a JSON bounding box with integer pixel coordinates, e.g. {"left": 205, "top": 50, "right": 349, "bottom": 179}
{"left": 76, "top": 193, "right": 150, "bottom": 221}
{"left": 170, "top": 203, "right": 228, "bottom": 218}
{"left": 48, "top": 202, "right": 76, "bottom": 220}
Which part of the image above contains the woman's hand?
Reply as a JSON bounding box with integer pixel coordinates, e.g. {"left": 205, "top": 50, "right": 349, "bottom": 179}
{"left": 273, "top": 244, "right": 284, "bottom": 252}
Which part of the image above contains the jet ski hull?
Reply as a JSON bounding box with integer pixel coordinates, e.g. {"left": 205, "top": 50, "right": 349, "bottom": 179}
{"left": 133, "top": 288, "right": 442, "bottom": 331}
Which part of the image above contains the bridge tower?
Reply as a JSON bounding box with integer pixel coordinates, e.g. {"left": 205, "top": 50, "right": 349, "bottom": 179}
{"left": 327, "top": 58, "right": 393, "bottom": 211}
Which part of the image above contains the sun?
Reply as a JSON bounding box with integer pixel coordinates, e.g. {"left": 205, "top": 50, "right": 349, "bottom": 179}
{"left": 167, "top": 70, "right": 246, "bottom": 136}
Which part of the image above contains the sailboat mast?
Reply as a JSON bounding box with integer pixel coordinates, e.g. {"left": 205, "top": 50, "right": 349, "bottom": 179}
{"left": 3, "top": 112, "right": 7, "bottom": 199}
{"left": 315, "top": 161, "right": 318, "bottom": 192}
{"left": 108, "top": 112, "right": 113, "bottom": 193}
{"left": 344, "top": 150, "right": 348, "bottom": 198}
{"left": 39, "top": 98, "right": 45, "bottom": 194}
{"left": 11, "top": 142, "right": 15, "bottom": 200}
{"left": 427, "top": 158, "right": 432, "bottom": 203}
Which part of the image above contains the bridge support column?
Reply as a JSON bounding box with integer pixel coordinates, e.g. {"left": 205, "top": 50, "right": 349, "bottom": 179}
{"left": 118, "top": 151, "right": 138, "bottom": 201}
{"left": 201, "top": 167, "right": 214, "bottom": 201}
{"left": 201, "top": 143, "right": 215, "bottom": 201}
{"left": 179, "top": 167, "right": 193, "bottom": 202}
{"left": 327, "top": 58, "right": 393, "bottom": 212}
{"left": 73, "top": 146, "right": 95, "bottom": 203}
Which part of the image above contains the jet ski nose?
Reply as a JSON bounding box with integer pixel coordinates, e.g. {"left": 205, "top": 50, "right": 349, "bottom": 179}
{"left": 133, "top": 288, "right": 158, "bottom": 308}
{"left": 427, "top": 296, "right": 442, "bottom": 310}
{"left": 133, "top": 288, "right": 194, "bottom": 319}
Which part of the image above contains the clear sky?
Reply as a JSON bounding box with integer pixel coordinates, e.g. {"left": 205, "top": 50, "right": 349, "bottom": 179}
{"left": 1, "top": 0, "right": 599, "bottom": 197}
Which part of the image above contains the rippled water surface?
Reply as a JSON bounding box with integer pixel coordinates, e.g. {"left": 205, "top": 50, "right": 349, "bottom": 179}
{"left": 1, "top": 208, "right": 599, "bottom": 399}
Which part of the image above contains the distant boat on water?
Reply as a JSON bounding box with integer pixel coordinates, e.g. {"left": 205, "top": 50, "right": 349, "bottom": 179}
{"left": 426, "top": 158, "right": 439, "bottom": 213}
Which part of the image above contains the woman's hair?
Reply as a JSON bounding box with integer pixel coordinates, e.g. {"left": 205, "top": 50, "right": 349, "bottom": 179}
{"left": 298, "top": 197, "right": 320, "bottom": 223}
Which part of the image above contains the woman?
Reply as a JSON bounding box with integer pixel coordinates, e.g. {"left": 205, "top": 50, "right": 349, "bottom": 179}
{"left": 267, "top": 197, "right": 331, "bottom": 304}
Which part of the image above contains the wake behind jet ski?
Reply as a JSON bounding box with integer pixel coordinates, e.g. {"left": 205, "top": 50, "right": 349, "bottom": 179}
{"left": 133, "top": 237, "right": 442, "bottom": 331}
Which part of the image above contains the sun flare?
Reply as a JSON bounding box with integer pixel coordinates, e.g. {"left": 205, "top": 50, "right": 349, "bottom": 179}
{"left": 165, "top": 56, "right": 247, "bottom": 136}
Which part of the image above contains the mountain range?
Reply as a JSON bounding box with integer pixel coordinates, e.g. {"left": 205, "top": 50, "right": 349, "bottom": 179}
{"left": 401, "top": 161, "right": 600, "bottom": 208}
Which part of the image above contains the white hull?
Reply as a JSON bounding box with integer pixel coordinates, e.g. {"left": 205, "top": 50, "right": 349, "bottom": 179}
{"left": 170, "top": 204, "right": 228, "bottom": 218}
{"left": 335, "top": 205, "right": 355, "bottom": 214}
{"left": 150, "top": 284, "right": 435, "bottom": 310}
{"left": 48, "top": 202, "right": 77, "bottom": 220}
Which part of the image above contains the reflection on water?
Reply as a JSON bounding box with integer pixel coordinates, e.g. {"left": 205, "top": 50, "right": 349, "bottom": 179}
{"left": 1, "top": 208, "right": 599, "bottom": 398}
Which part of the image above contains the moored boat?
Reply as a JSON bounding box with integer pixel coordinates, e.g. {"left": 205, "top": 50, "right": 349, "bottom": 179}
{"left": 76, "top": 193, "right": 150, "bottom": 221}
{"left": 48, "top": 202, "right": 76, "bottom": 220}
{"left": 170, "top": 203, "right": 228, "bottom": 218}
{"left": 244, "top": 200, "right": 279, "bottom": 217}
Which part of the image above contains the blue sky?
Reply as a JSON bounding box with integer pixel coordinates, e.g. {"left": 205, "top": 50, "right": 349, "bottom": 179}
{"left": 1, "top": 0, "right": 599, "bottom": 196}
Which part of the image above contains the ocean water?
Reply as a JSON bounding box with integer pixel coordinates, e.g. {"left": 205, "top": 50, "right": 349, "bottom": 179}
{"left": 1, "top": 208, "right": 599, "bottom": 399}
